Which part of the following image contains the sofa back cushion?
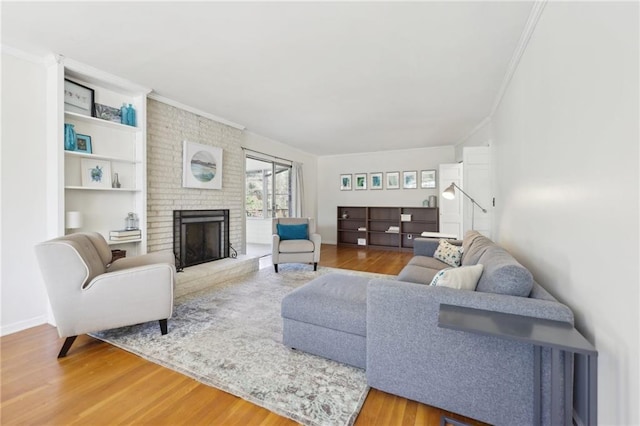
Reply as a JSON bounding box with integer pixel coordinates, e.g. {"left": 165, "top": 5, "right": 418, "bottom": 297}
{"left": 461, "top": 231, "right": 533, "bottom": 297}
{"left": 475, "top": 246, "right": 533, "bottom": 297}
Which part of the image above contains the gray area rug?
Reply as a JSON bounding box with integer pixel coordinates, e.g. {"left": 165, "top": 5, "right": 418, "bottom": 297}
{"left": 92, "top": 265, "right": 392, "bottom": 426}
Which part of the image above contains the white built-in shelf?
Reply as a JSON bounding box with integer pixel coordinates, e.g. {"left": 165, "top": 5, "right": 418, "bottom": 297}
{"left": 64, "top": 150, "right": 141, "bottom": 164}
{"left": 65, "top": 186, "right": 140, "bottom": 192}
{"left": 64, "top": 111, "right": 140, "bottom": 133}
{"left": 107, "top": 239, "right": 142, "bottom": 246}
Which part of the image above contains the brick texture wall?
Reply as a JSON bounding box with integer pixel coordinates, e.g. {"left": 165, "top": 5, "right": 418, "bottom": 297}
{"left": 146, "top": 99, "right": 244, "bottom": 254}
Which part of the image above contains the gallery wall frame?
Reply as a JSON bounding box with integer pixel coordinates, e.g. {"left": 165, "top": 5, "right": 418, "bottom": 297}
{"left": 340, "top": 174, "right": 352, "bottom": 190}
{"left": 355, "top": 173, "right": 367, "bottom": 190}
{"left": 403, "top": 171, "right": 417, "bottom": 189}
{"left": 370, "top": 172, "right": 383, "bottom": 190}
{"left": 386, "top": 171, "right": 400, "bottom": 189}
{"left": 421, "top": 170, "right": 437, "bottom": 189}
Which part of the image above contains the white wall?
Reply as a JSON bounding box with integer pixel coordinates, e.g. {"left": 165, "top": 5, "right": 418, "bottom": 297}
{"left": 317, "top": 146, "right": 455, "bottom": 243}
{"left": 1, "top": 51, "right": 50, "bottom": 335}
{"left": 491, "top": 3, "right": 639, "bottom": 424}
{"left": 454, "top": 119, "right": 492, "bottom": 162}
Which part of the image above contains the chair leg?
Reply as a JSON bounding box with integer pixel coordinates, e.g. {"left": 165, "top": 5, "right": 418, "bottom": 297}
{"left": 159, "top": 319, "right": 168, "bottom": 335}
{"left": 274, "top": 264, "right": 278, "bottom": 273}
{"left": 58, "top": 336, "right": 77, "bottom": 358}
{"left": 314, "top": 262, "right": 318, "bottom": 271}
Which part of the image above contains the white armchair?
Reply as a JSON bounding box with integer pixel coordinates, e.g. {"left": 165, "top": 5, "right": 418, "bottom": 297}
{"left": 272, "top": 218, "right": 321, "bottom": 272}
{"left": 34, "top": 232, "right": 176, "bottom": 357}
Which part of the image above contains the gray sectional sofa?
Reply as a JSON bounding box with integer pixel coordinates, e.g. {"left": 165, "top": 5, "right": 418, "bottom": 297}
{"left": 282, "top": 231, "right": 575, "bottom": 426}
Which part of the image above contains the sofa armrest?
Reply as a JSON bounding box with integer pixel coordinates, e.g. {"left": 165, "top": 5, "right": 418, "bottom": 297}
{"left": 309, "top": 233, "right": 322, "bottom": 262}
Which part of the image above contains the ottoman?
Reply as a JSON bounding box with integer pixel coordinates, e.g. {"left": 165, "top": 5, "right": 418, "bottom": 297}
{"left": 281, "top": 273, "right": 369, "bottom": 369}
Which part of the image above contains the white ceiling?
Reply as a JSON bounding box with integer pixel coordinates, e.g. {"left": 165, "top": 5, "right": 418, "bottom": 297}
{"left": 2, "top": 1, "right": 533, "bottom": 156}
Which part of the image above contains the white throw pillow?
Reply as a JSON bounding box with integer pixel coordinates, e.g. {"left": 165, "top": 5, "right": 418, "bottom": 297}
{"left": 430, "top": 264, "right": 484, "bottom": 291}
{"left": 433, "top": 239, "right": 463, "bottom": 267}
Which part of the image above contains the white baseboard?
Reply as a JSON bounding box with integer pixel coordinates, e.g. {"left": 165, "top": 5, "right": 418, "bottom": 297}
{"left": 0, "top": 315, "right": 49, "bottom": 336}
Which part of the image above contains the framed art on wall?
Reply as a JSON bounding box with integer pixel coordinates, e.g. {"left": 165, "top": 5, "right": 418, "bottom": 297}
{"left": 355, "top": 173, "right": 367, "bottom": 190}
{"left": 183, "top": 140, "right": 223, "bottom": 189}
{"left": 421, "top": 170, "right": 437, "bottom": 189}
{"left": 370, "top": 172, "right": 383, "bottom": 190}
{"left": 386, "top": 171, "right": 400, "bottom": 189}
{"left": 80, "top": 159, "right": 111, "bottom": 189}
{"left": 340, "top": 174, "right": 352, "bottom": 190}
{"left": 403, "top": 171, "right": 417, "bottom": 189}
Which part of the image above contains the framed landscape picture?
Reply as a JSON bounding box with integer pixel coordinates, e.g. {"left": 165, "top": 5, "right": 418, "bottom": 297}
{"left": 370, "top": 172, "right": 383, "bottom": 190}
{"left": 355, "top": 173, "right": 367, "bottom": 190}
{"left": 386, "top": 171, "right": 400, "bottom": 189}
{"left": 64, "top": 79, "right": 94, "bottom": 117}
{"left": 183, "top": 140, "right": 223, "bottom": 189}
{"left": 403, "top": 171, "right": 417, "bottom": 189}
{"left": 421, "top": 170, "right": 437, "bottom": 189}
{"left": 340, "top": 174, "right": 352, "bottom": 190}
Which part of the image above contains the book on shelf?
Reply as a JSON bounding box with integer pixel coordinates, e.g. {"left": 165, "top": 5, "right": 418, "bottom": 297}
{"left": 110, "top": 229, "right": 141, "bottom": 237}
{"left": 386, "top": 226, "right": 400, "bottom": 233}
{"left": 357, "top": 227, "right": 367, "bottom": 231}
{"left": 110, "top": 234, "right": 141, "bottom": 241}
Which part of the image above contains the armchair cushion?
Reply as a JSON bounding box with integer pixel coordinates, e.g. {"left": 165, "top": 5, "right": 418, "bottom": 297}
{"left": 276, "top": 223, "right": 308, "bottom": 240}
{"left": 279, "top": 239, "right": 315, "bottom": 253}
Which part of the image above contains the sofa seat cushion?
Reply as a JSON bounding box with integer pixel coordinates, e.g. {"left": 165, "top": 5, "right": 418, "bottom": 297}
{"left": 278, "top": 239, "right": 315, "bottom": 253}
{"left": 397, "top": 264, "right": 440, "bottom": 285}
{"left": 476, "top": 247, "right": 533, "bottom": 297}
{"left": 281, "top": 273, "right": 369, "bottom": 336}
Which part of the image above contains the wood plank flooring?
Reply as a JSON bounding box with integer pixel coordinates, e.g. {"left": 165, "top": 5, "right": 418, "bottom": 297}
{"left": 1, "top": 244, "right": 487, "bottom": 425}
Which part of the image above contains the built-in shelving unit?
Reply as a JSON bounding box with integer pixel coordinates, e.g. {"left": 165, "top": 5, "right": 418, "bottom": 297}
{"left": 337, "top": 206, "right": 439, "bottom": 251}
{"left": 47, "top": 57, "right": 151, "bottom": 256}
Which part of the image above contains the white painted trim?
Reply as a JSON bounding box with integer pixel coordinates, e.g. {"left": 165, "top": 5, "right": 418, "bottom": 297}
{"left": 489, "top": 0, "right": 547, "bottom": 116}
{"left": 454, "top": 116, "right": 491, "bottom": 147}
{"left": 0, "top": 315, "right": 50, "bottom": 337}
{"left": 1, "top": 44, "right": 46, "bottom": 65}
{"left": 148, "top": 93, "right": 246, "bottom": 130}
{"left": 62, "top": 56, "right": 152, "bottom": 95}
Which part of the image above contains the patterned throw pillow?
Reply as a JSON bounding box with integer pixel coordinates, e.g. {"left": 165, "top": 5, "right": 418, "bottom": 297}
{"left": 430, "top": 264, "right": 484, "bottom": 290}
{"left": 433, "top": 239, "right": 463, "bottom": 267}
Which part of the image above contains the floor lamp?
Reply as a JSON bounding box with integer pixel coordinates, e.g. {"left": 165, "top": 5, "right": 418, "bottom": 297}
{"left": 442, "top": 183, "right": 487, "bottom": 230}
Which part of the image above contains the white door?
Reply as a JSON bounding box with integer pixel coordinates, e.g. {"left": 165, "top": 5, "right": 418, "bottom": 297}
{"left": 463, "top": 147, "right": 491, "bottom": 238}
{"left": 439, "top": 163, "right": 463, "bottom": 239}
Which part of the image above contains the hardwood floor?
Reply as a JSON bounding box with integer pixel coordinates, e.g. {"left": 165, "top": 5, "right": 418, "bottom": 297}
{"left": 1, "top": 245, "right": 486, "bottom": 425}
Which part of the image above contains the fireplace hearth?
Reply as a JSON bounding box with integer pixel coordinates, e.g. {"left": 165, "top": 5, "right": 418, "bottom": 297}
{"left": 174, "top": 210, "right": 230, "bottom": 269}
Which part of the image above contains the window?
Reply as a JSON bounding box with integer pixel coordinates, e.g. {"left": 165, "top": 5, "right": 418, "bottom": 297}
{"left": 245, "top": 157, "right": 291, "bottom": 219}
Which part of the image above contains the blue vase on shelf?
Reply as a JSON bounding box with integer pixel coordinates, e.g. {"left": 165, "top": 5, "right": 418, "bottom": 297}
{"left": 64, "top": 124, "right": 76, "bottom": 151}
{"left": 120, "top": 103, "right": 129, "bottom": 125}
{"left": 127, "top": 103, "right": 136, "bottom": 127}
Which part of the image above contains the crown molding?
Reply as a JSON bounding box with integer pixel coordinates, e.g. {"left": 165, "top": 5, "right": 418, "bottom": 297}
{"left": 148, "top": 93, "right": 246, "bottom": 130}
{"left": 489, "top": 0, "right": 547, "bottom": 117}
{"left": 1, "top": 44, "right": 47, "bottom": 65}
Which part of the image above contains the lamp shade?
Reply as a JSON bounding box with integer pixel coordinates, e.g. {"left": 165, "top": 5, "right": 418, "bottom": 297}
{"left": 442, "top": 183, "right": 456, "bottom": 200}
{"left": 66, "top": 211, "right": 83, "bottom": 229}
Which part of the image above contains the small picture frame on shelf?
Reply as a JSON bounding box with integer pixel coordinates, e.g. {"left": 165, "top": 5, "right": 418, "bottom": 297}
{"left": 340, "top": 174, "right": 352, "bottom": 191}
{"left": 403, "top": 171, "right": 417, "bottom": 189}
{"left": 421, "top": 170, "right": 437, "bottom": 189}
{"left": 75, "top": 134, "right": 92, "bottom": 154}
{"left": 355, "top": 173, "right": 367, "bottom": 190}
{"left": 64, "top": 79, "right": 94, "bottom": 117}
{"left": 80, "top": 159, "right": 112, "bottom": 189}
{"left": 386, "top": 171, "right": 400, "bottom": 189}
{"left": 94, "top": 103, "right": 121, "bottom": 123}
{"left": 370, "top": 172, "right": 383, "bottom": 190}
